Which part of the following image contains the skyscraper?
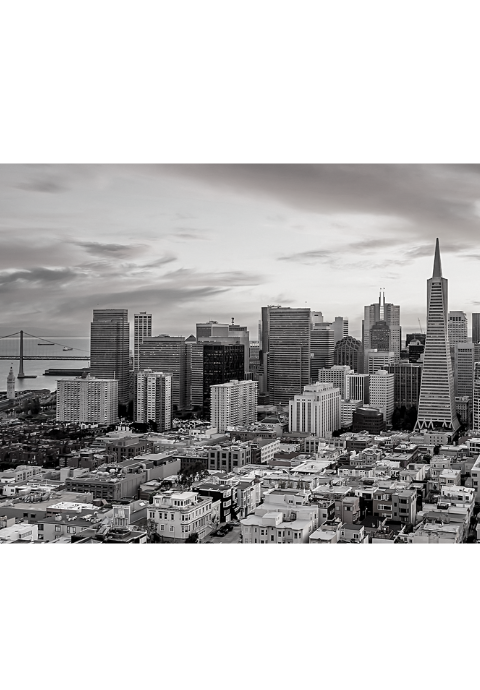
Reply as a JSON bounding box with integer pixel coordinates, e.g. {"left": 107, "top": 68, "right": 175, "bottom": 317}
{"left": 261, "top": 306, "right": 311, "bottom": 406}
{"left": 472, "top": 363, "right": 480, "bottom": 432}
{"left": 363, "top": 290, "right": 401, "bottom": 368}
{"left": 387, "top": 362, "right": 422, "bottom": 409}
{"left": 210, "top": 379, "right": 257, "bottom": 433}
{"left": 288, "top": 382, "right": 341, "bottom": 437}
{"left": 56, "top": 375, "right": 119, "bottom": 425}
{"left": 90, "top": 309, "right": 130, "bottom": 405}
{"left": 196, "top": 320, "right": 250, "bottom": 373}
{"left": 134, "top": 369, "right": 172, "bottom": 431}
{"left": 311, "top": 326, "right": 334, "bottom": 377}
{"left": 202, "top": 343, "right": 245, "bottom": 412}
{"left": 369, "top": 370, "right": 395, "bottom": 423}
{"left": 334, "top": 335, "right": 362, "bottom": 372}
{"left": 139, "top": 335, "right": 186, "bottom": 411}
{"left": 472, "top": 313, "right": 480, "bottom": 345}
{"left": 448, "top": 311, "right": 468, "bottom": 345}
{"left": 134, "top": 312, "right": 152, "bottom": 370}
{"left": 414, "top": 239, "right": 460, "bottom": 435}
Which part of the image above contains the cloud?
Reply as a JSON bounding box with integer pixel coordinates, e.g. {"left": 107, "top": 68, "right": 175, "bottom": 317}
{"left": 16, "top": 178, "right": 67, "bottom": 194}
{"left": 75, "top": 241, "right": 147, "bottom": 255}
{"left": 0, "top": 267, "right": 78, "bottom": 292}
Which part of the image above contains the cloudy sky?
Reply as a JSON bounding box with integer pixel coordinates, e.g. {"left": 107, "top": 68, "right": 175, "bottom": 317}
{"left": 1, "top": 164, "right": 480, "bottom": 340}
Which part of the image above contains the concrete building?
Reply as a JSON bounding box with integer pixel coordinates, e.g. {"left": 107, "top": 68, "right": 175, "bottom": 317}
{"left": 240, "top": 489, "right": 319, "bottom": 543}
{"left": 367, "top": 350, "right": 396, "bottom": 375}
{"left": 207, "top": 442, "right": 252, "bottom": 472}
{"left": 133, "top": 312, "right": 152, "bottom": 371}
{"left": 346, "top": 373, "right": 370, "bottom": 403}
{"left": 332, "top": 316, "right": 349, "bottom": 344}
{"left": 56, "top": 375, "right": 118, "bottom": 425}
{"left": 202, "top": 343, "right": 245, "bottom": 413}
{"left": 139, "top": 335, "right": 186, "bottom": 411}
{"left": 369, "top": 370, "right": 395, "bottom": 423}
{"left": 415, "top": 240, "right": 460, "bottom": 435}
{"left": 134, "top": 369, "right": 172, "bottom": 431}
{"left": 261, "top": 306, "right": 311, "bottom": 405}
{"left": 210, "top": 379, "right": 257, "bottom": 433}
{"left": 317, "top": 365, "right": 353, "bottom": 398}
{"left": 340, "top": 399, "right": 363, "bottom": 428}
{"left": 6, "top": 366, "right": 15, "bottom": 400}
{"left": 334, "top": 336, "right": 362, "bottom": 372}
{"left": 149, "top": 490, "right": 213, "bottom": 542}
{"left": 473, "top": 363, "right": 480, "bottom": 432}
{"left": 472, "top": 313, "right": 480, "bottom": 345}
{"left": 363, "top": 290, "right": 401, "bottom": 369}
{"left": 90, "top": 309, "right": 130, "bottom": 405}
{"left": 288, "top": 382, "right": 341, "bottom": 438}
{"left": 448, "top": 311, "right": 468, "bottom": 345}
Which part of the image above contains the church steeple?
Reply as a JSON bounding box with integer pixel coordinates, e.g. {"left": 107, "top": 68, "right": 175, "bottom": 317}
{"left": 432, "top": 238, "right": 442, "bottom": 278}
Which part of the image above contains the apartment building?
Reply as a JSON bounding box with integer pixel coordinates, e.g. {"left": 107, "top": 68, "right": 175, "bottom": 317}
{"left": 148, "top": 490, "right": 213, "bottom": 542}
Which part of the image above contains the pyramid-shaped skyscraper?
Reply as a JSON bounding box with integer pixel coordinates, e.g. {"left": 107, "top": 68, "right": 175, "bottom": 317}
{"left": 414, "top": 239, "right": 460, "bottom": 434}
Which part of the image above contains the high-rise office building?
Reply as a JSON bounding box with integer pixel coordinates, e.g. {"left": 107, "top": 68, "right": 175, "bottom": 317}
{"left": 472, "top": 363, "right": 480, "bottom": 432}
{"left": 202, "top": 343, "right": 245, "bottom": 412}
{"left": 185, "top": 336, "right": 203, "bottom": 410}
{"left": 448, "top": 311, "right": 468, "bottom": 345}
{"left": 311, "top": 327, "right": 334, "bottom": 375}
{"left": 261, "top": 306, "right": 311, "bottom": 406}
{"left": 210, "top": 379, "right": 257, "bottom": 433}
{"left": 90, "top": 309, "right": 130, "bottom": 405}
{"left": 472, "top": 313, "right": 480, "bottom": 345}
{"left": 196, "top": 320, "right": 250, "bottom": 373}
{"left": 454, "top": 343, "right": 474, "bottom": 399}
{"left": 346, "top": 373, "right": 370, "bottom": 403}
{"left": 363, "top": 290, "right": 401, "bottom": 368}
{"left": 56, "top": 375, "right": 118, "bottom": 425}
{"left": 334, "top": 335, "right": 363, "bottom": 372}
{"left": 6, "top": 366, "right": 15, "bottom": 400}
{"left": 139, "top": 335, "right": 186, "bottom": 411}
{"left": 387, "top": 362, "right": 422, "bottom": 409}
{"left": 367, "top": 350, "right": 395, "bottom": 375}
{"left": 332, "top": 316, "right": 349, "bottom": 344}
{"left": 133, "top": 312, "right": 152, "bottom": 370}
{"left": 415, "top": 239, "right": 460, "bottom": 435}
{"left": 317, "top": 365, "right": 354, "bottom": 399}
{"left": 288, "top": 382, "right": 341, "bottom": 437}
{"left": 369, "top": 370, "right": 395, "bottom": 423}
{"left": 134, "top": 369, "right": 172, "bottom": 431}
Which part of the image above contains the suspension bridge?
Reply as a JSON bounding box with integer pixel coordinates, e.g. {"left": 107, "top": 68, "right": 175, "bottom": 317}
{"left": 0, "top": 331, "right": 90, "bottom": 378}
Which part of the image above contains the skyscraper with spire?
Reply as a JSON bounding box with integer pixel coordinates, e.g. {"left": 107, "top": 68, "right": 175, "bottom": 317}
{"left": 362, "top": 289, "right": 401, "bottom": 369}
{"left": 414, "top": 239, "right": 460, "bottom": 435}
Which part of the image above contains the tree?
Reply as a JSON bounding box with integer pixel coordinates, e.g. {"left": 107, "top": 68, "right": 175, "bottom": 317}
{"left": 185, "top": 532, "right": 199, "bottom": 543}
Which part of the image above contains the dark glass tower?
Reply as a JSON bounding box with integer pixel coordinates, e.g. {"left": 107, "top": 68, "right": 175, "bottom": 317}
{"left": 90, "top": 309, "right": 130, "bottom": 405}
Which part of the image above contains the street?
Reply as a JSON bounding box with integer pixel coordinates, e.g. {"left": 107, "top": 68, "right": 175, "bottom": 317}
{"left": 203, "top": 523, "right": 242, "bottom": 544}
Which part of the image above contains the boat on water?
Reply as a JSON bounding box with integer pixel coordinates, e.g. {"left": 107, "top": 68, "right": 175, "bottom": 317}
{"left": 17, "top": 375, "right": 37, "bottom": 379}
{"left": 38, "top": 342, "right": 54, "bottom": 346}
{"left": 63, "top": 346, "right": 73, "bottom": 351}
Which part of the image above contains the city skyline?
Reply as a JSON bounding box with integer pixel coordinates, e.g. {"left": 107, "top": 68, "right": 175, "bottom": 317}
{"left": 2, "top": 164, "right": 480, "bottom": 338}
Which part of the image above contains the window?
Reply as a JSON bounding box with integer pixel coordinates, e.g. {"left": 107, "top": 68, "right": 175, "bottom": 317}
{"left": 271, "top": 535, "right": 275, "bottom": 542}
{"left": 149, "top": 512, "right": 155, "bottom": 519}
{"left": 38, "top": 534, "right": 44, "bottom": 540}
{"left": 55, "top": 525, "right": 61, "bottom": 532}
{"left": 160, "top": 524, "right": 165, "bottom": 531}
{"left": 170, "top": 526, "right": 174, "bottom": 532}
{"left": 170, "top": 514, "right": 174, "bottom": 520}
{"left": 38, "top": 524, "right": 44, "bottom": 531}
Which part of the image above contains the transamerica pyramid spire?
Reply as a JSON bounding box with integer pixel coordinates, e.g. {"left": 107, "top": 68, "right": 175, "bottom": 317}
{"left": 414, "top": 238, "right": 459, "bottom": 437}
{"left": 432, "top": 237, "right": 442, "bottom": 278}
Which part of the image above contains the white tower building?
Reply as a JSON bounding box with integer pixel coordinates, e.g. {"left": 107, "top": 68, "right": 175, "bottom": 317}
{"left": 415, "top": 239, "right": 460, "bottom": 434}
{"left": 288, "top": 382, "right": 341, "bottom": 437}
{"left": 56, "top": 376, "right": 118, "bottom": 425}
{"left": 369, "top": 370, "right": 395, "bottom": 424}
{"left": 210, "top": 379, "right": 257, "bottom": 433}
{"left": 6, "top": 366, "right": 15, "bottom": 400}
{"left": 134, "top": 369, "right": 172, "bottom": 431}
{"left": 134, "top": 312, "right": 152, "bottom": 370}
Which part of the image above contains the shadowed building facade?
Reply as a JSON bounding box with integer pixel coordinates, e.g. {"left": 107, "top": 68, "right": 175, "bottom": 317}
{"left": 90, "top": 309, "right": 130, "bottom": 405}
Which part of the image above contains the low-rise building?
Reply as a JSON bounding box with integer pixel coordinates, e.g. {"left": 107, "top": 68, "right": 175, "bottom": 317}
{"left": 148, "top": 490, "right": 213, "bottom": 542}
